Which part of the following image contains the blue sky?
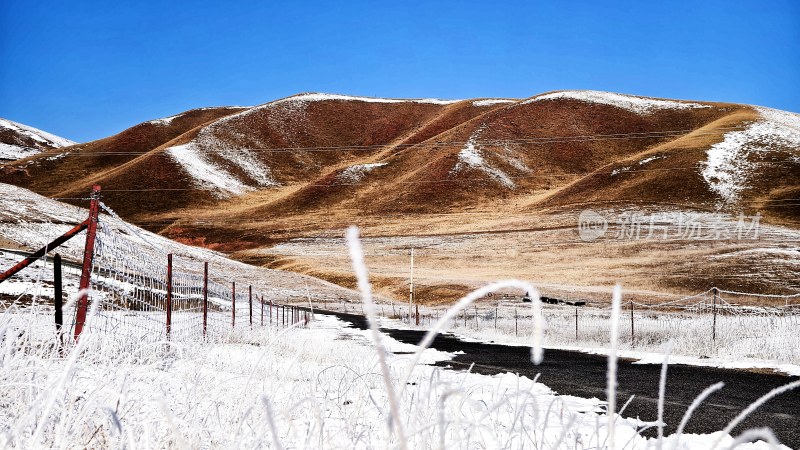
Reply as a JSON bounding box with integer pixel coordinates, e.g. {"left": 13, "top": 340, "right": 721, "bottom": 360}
{"left": 1, "top": 0, "right": 798, "bottom": 142}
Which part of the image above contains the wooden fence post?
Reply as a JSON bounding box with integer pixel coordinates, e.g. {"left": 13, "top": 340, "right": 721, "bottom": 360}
{"left": 166, "top": 254, "right": 172, "bottom": 339}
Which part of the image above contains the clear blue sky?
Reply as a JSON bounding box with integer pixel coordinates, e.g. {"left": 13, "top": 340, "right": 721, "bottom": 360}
{"left": 1, "top": 0, "right": 798, "bottom": 143}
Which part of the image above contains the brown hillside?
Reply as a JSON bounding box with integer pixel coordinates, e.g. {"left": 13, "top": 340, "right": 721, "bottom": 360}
{"left": 2, "top": 91, "right": 798, "bottom": 304}
{"left": 0, "top": 106, "right": 246, "bottom": 195}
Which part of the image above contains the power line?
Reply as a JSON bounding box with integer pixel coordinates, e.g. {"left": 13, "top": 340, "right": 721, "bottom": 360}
{"left": 2, "top": 125, "right": 753, "bottom": 159}
{"left": 22, "top": 160, "right": 800, "bottom": 196}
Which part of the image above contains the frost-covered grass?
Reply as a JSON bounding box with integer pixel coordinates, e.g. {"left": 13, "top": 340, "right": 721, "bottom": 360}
{"left": 1, "top": 305, "right": 791, "bottom": 449}
{"left": 372, "top": 303, "right": 800, "bottom": 370}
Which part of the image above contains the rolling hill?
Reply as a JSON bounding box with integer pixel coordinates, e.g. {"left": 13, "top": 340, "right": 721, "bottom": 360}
{"left": 2, "top": 91, "right": 798, "bottom": 302}
{"left": 0, "top": 118, "right": 76, "bottom": 161}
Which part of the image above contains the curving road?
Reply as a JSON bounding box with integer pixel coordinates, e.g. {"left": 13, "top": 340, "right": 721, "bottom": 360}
{"left": 321, "top": 309, "right": 800, "bottom": 448}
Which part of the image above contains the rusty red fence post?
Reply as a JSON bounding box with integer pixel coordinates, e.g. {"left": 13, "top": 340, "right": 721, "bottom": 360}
{"left": 203, "top": 262, "right": 208, "bottom": 338}
{"left": 232, "top": 281, "right": 236, "bottom": 328}
{"left": 0, "top": 221, "right": 88, "bottom": 284}
{"left": 249, "top": 285, "right": 253, "bottom": 327}
{"left": 166, "top": 254, "right": 173, "bottom": 339}
{"left": 74, "top": 185, "right": 101, "bottom": 340}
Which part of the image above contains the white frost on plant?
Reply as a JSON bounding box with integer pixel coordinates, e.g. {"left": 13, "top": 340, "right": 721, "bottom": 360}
{"left": 166, "top": 143, "right": 252, "bottom": 197}
{"left": 337, "top": 162, "right": 387, "bottom": 183}
{"left": 523, "top": 90, "right": 710, "bottom": 114}
{"left": 473, "top": 99, "right": 516, "bottom": 107}
{"left": 451, "top": 128, "right": 516, "bottom": 188}
{"left": 701, "top": 107, "right": 800, "bottom": 204}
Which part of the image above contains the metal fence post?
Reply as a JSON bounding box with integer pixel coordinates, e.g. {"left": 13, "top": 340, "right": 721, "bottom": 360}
{"left": 54, "top": 253, "right": 63, "bottom": 334}
{"left": 630, "top": 301, "right": 634, "bottom": 346}
{"left": 166, "top": 254, "right": 173, "bottom": 339}
{"left": 712, "top": 287, "right": 718, "bottom": 344}
{"left": 74, "top": 185, "right": 101, "bottom": 340}
{"left": 232, "top": 281, "right": 236, "bottom": 328}
{"left": 203, "top": 262, "right": 208, "bottom": 339}
{"left": 575, "top": 307, "right": 578, "bottom": 340}
{"left": 249, "top": 285, "right": 253, "bottom": 327}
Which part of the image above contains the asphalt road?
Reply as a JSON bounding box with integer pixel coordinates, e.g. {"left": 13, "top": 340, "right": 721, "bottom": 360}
{"left": 321, "top": 309, "right": 800, "bottom": 448}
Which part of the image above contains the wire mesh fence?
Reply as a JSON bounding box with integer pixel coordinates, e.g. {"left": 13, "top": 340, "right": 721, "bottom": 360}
{"left": 56, "top": 212, "right": 312, "bottom": 343}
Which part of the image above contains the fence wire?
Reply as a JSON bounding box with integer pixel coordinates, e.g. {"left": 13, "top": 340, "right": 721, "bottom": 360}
{"left": 66, "top": 215, "right": 310, "bottom": 342}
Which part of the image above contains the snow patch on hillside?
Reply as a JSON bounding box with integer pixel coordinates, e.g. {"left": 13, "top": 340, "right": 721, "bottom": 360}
{"left": 524, "top": 90, "right": 710, "bottom": 114}
{"left": 0, "top": 118, "right": 76, "bottom": 148}
{"left": 269, "top": 93, "right": 463, "bottom": 106}
{"left": 166, "top": 111, "right": 280, "bottom": 191}
{"left": 473, "top": 99, "right": 516, "bottom": 107}
{"left": 0, "top": 118, "right": 76, "bottom": 160}
{"left": 451, "top": 129, "right": 515, "bottom": 188}
{"left": 499, "top": 144, "right": 532, "bottom": 172}
{"left": 147, "top": 107, "right": 248, "bottom": 126}
{"left": 166, "top": 143, "right": 252, "bottom": 197}
{"left": 701, "top": 107, "right": 800, "bottom": 204}
{"left": 638, "top": 155, "right": 666, "bottom": 165}
{"left": 148, "top": 113, "right": 182, "bottom": 126}
{"left": 0, "top": 143, "right": 39, "bottom": 161}
{"left": 337, "top": 162, "right": 387, "bottom": 183}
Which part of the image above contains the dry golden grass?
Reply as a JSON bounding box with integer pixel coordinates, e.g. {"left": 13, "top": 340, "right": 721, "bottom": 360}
{"left": 3, "top": 94, "right": 798, "bottom": 306}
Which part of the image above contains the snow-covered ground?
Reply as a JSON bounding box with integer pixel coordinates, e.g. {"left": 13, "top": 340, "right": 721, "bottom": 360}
{"left": 0, "top": 183, "right": 360, "bottom": 304}
{"left": 523, "top": 90, "right": 710, "bottom": 114}
{"left": 0, "top": 118, "right": 76, "bottom": 161}
{"left": 322, "top": 299, "right": 800, "bottom": 375}
{"left": 0, "top": 307, "right": 789, "bottom": 449}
